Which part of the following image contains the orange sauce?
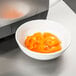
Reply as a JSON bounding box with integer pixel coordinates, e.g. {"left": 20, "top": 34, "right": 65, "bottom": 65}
{"left": 1, "top": 5, "right": 24, "bottom": 19}
{"left": 25, "top": 32, "right": 62, "bottom": 53}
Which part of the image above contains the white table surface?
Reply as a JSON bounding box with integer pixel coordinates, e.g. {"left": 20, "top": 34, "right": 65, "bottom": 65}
{"left": 0, "top": 0, "right": 76, "bottom": 76}
{"left": 47, "top": 0, "right": 76, "bottom": 76}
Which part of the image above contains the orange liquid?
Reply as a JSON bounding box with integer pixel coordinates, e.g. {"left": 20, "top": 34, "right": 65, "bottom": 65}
{"left": 1, "top": 5, "right": 24, "bottom": 19}
{"left": 25, "top": 32, "right": 62, "bottom": 53}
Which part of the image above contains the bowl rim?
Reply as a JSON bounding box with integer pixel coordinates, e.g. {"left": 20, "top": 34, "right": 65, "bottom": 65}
{"left": 15, "top": 19, "right": 71, "bottom": 55}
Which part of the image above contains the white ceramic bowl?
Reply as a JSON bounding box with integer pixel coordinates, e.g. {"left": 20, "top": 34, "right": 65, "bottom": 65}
{"left": 15, "top": 20, "right": 71, "bottom": 60}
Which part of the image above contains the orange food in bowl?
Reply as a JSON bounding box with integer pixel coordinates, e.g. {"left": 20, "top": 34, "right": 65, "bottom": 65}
{"left": 25, "top": 32, "right": 62, "bottom": 53}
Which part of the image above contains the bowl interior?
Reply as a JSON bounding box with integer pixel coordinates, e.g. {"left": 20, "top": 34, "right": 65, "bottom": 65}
{"left": 16, "top": 20, "right": 71, "bottom": 53}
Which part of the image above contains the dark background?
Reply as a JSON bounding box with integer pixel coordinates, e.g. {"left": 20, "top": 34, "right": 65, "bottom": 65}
{"left": 64, "top": 0, "right": 76, "bottom": 13}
